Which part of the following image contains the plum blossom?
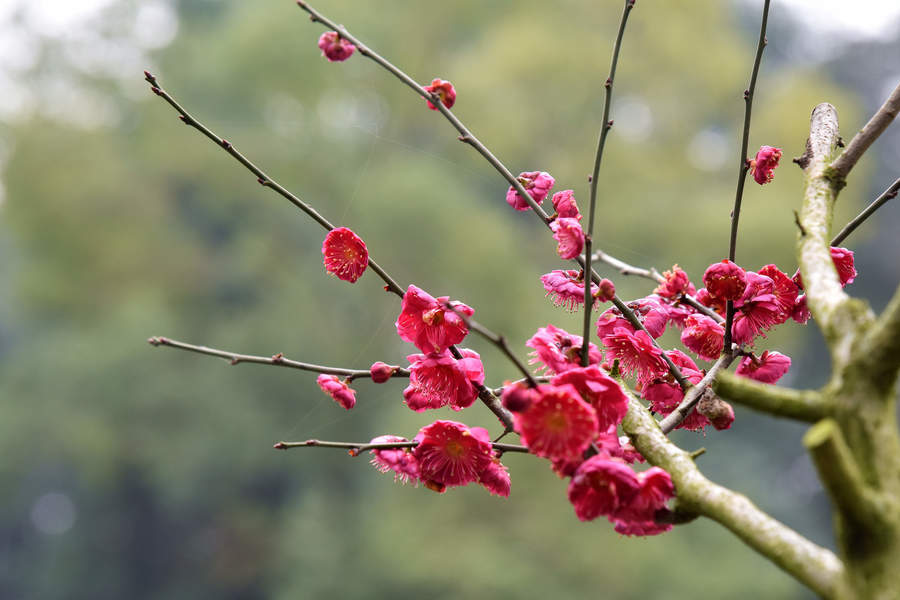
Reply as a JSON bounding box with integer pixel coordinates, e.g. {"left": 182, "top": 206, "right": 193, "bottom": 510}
{"left": 567, "top": 454, "right": 641, "bottom": 522}
{"left": 602, "top": 327, "right": 668, "bottom": 384}
{"left": 396, "top": 285, "right": 473, "bottom": 354}
{"left": 369, "top": 361, "right": 398, "bottom": 383}
{"left": 526, "top": 324, "right": 601, "bottom": 375}
{"left": 750, "top": 145, "right": 782, "bottom": 185}
{"left": 479, "top": 454, "right": 511, "bottom": 497}
{"left": 643, "top": 351, "right": 709, "bottom": 431}
{"left": 735, "top": 350, "right": 791, "bottom": 384}
{"left": 506, "top": 171, "right": 555, "bottom": 211}
{"left": 514, "top": 383, "right": 599, "bottom": 460}
{"left": 731, "top": 272, "right": 782, "bottom": 345}
{"left": 316, "top": 374, "right": 356, "bottom": 410}
{"left": 550, "top": 217, "right": 585, "bottom": 260}
{"left": 317, "top": 31, "right": 355, "bottom": 62}
{"left": 551, "top": 366, "right": 628, "bottom": 431}
{"left": 655, "top": 265, "right": 696, "bottom": 300}
{"left": 369, "top": 435, "right": 419, "bottom": 484}
{"left": 413, "top": 421, "right": 494, "bottom": 489}
{"left": 794, "top": 247, "right": 857, "bottom": 289}
{"left": 703, "top": 260, "right": 747, "bottom": 301}
{"left": 612, "top": 467, "right": 675, "bottom": 536}
{"left": 403, "top": 349, "right": 484, "bottom": 412}
{"left": 541, "top": 270, "right": 598, "bottom": 311}
{"left": 680, "top": 314, "right": 724, "bottom": 361}
{"left": 423, "top": 78, "right": 456, "bottom": 110}
{"left": 322, "top": 227, "right": 369, "bottom": 283}
{"left": 551, "top": 189, "right": 582, "bottom": 220}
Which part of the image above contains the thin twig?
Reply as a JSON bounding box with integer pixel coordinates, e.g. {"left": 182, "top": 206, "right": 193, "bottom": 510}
{"left": 143, "top": 71, "right": 405, "bottom": 298}
{"left": 831, "top": 81, "right": 900, "bottom": 179}
{"left": 582, "top": 0, "right": 636, "bottom": 366}
{"left": 659, "top": 353, "right": 735, "bottom": 434}
{"left": 147, "top": 336, "right": 409, "bottom": 380}
{"left": 831, "top": 177, "right": 900, "bottom": 246}
{"left": 724, "top": 0, "right": 771, "bottom": 351}
{"left": 274, "top": 438, "right": 530, "bottom": 454}
{"left": 442, "top": 302, "right": 537, "bottom": 387}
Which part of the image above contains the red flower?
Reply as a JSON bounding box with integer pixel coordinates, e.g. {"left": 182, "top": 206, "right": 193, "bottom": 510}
{"left": 680, "top": 314, "right": 724, "bottom": 361}
{"left": 602, "top": 327, "right": 668, "bottom": 384}
{"left": 596, "top": 307, "right": 634, "bottom": 341}
{"left": 369, "top": 435, "right": 419, "bottom": 484}
{"left": 735, "top": 350, "right": 791, "bottom": 384}
{"left": 478, "top": 454, "right": 511, "bottom": 497}
{"left": 550, "top": 217, "right": 585, "bottom": 260}
{"left": 654, "top": 265, "right": 696, "bottom": 300}
{"left": 703, "top": 259, "right": 747, "bottom": 301}
{"left": 757, "top": 264, "right": 799, "bottom": 324}
{"left": 551, "top": 366, "right": 628, "bottom": 431}
{"left": 413, "top": 421, "right": 494, "bottom": 489}
{"left": 501, "top": 381, "right": 539, "bottom": 413}
{"left": 316, "top": 374, "right": 356, "bottom": 410}
{"left": 514, "top": 383, "right": 599, "bottom": 460}
{"left": 540, "top": 270, "right": 598, "bottom": 311}
{"left": 830, "top": 247, "right": 857, "bottom": 286}
{"left": 317, "top": 31, "right": 356, "bottom": 62}
{"left": 423, "top": 78, "right": 456, "bottom": 110}
{"left": 731, "top": 272, "right": 781, "bottom": 345}
{"left": 567, "top": 454, "right": 641, "bottom": 522}
{"left": 643, "top": 351, "right": 709, "bottom": 431}
{"left": 322, "top": 227, "right": 369, "bottom": 283}
{"left": 612, "top": 467, "right": 675, "bottom": 536}
{"left": 369, "top": 361, "right": 398, "bottom": 383}
{"left": 629, "top": 295, "right": 670, "bottom": 339}
{"left": 750, "top": 145, "right": 782, "bottom": 185}
{"left": 506, "top": 171, "right": 555, "bottom": 211}
{"left": 792, "top": 295, "right": 811, "bottom": 324}
{"left": 526, "top": 324, "right": 601, "bottom": 375}
{"left": 551, "top": 189, "right": 582, "bottom": 220}
{"left": 396, "top": 285, "right": 473, "bottom": 354}
{"left": 403, "top": 349, "right": 484, "bottom": 412}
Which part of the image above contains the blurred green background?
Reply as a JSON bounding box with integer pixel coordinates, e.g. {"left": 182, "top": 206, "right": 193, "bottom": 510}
{"left": 1, "top": 0, "right": 899, "bottom": 598}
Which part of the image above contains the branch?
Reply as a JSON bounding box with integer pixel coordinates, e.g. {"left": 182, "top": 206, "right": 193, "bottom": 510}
{"left": 724, "top": 0, "right": 771, "bottom": 351}
{"left": 796, "top": 103, "right": 872, "bottom": 351}
{"left": 830, "top": 81, "right": 900, "bottom": 180}
{"left": 143, "top": 71, "right": 405, "bottom": 298}
{"left": 713, "top": 371, "right": 829, "bottom": 422}
{"left": 273, "top": 438, "right": 530, "bottom": 454}
{"left": 658, "top": 353, "right": 735, "bottom": 434}
{"left": 857, "top": 278, "right": 900, "bottom": 390}
{"left": 148, "top": 336, "right": 408, "bottom": 380}
{"left": 622, "top": 395, "right": 847, "bottom": 599}
{"left": 582, "top": 0, "right": 636, "bottom": 365}
{"left": 804, "top": 419, "right": 895, "bottom": 530}
{"left": 830, "top": 177, "right": 900, "bottom": 246}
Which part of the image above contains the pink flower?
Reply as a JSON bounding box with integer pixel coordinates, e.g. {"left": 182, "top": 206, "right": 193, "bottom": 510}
{"left": 526, "top": 324, "right": 601, "bottom": 375}
{"left": 596, "top": 279, "right": 616, "bottom": 302}
{"left": 567, "top": 454, "right": 641, "bottom": 522}
{"left": 479, "top": 454, "right": 511, "bottom": 497}
{"left": 403, "top": 349, "right": 484, "bottom": 412}
{"left": 506, "top": 171, "right": 555, "bottom": 211}
{"left": 703, "top": 260, "right": 747, "bottom": 301}
{"left": 654, "top": 265, "right": 696, "bottom": 300}
{"left": 831, "top": 247, "right": 857, "bottom": 286}
{"left": 369, "top": 361, "right": 398, "bottom": 383}
{"left": 501, "top": 381, "right": 539, "bottom": 413}
{"left": 550, "top": 217, "right": 585, "bottom": 260}
{"left": 792, "top": 295, "right": 811, "bottom": 324}
{"left": 413, "top": 421, "right": 494, "bottom": 489}
{"left": 750, "top": 145, "right": 782, "bottom": 185}
{"left": 423, "top": 78, "right": 456, "bottom": 110}
{"left": 540, "top": 270, "right": 598, "bottom": 311}
{"left": 757, "top": 264, "right": 799, "bottom": 324}
{"left": 316, "top": 374, "right": 356, "bottom": 410}
{"left": 696, "top": 287, "right": 727, "bottom": 317}
{"left": 593, "top": 427, "right": 645, "bottom": 464}
{"left": 680, "top": 314, "right": 724, "bottom": 361}
{"left": 369, "top": 435, "right": 419, "bottom": 484}
{"left": 629, "top": 295, "right": 670, "bottom": 339}
{"left": 596, "top": 307, "right": 634, "bottom": 341}
{"left": 731, "top": 272, "right": 781, "bottom": 345}
{"left": 514, "top": 383, "right": 599, "bottom": 460}
{"left": 612, "top": 467, "right": 675, "bottom": 536}
{"left": 602, "top": 327, "right": 668, "bottom": 384}
{"left": 317, "top": 31, "right": 356, "bottom": 62}
{"left": 643, "top": 352, "right": 708, "bottom": 431}
{"left": 322, "top": 227, "right": 368, "bottom": 283}
{"left": 551, "top": 366, "right": 628, "bottom": 431}
{"left": 396, "top": 285, "right": 473, "bottom": 354}
{"left": 551, "top": 189, "right": 582, "bottom": 220}
{"left": 735, "top": 350, "right": 791, "bottom": 384}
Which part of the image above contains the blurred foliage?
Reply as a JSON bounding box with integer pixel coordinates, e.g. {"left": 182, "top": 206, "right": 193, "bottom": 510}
{"left": 0, "top": 0, "right": 885, "bottom": 598}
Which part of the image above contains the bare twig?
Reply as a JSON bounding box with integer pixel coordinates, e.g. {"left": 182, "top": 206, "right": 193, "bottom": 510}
{"left": 143, "top": 71, "right": 405, "bottom": 298}
{"left": 582, "top": 0, "right": 636, "bottom": 365}
{"left": 724, "top": 0, "right": 771, "bottom": 352}
{"left": 831, "top": 177, "right": 900, "bottom": 246}
{"left": 831, "top": 81, "right": 900, "bottom": 180}
{"left": 147, "top": 336, "right": 409, "bottom": 380}
{"left": 274, "top": 438, "right": 530, "bottom": 454}
{"left": 658, "top": 353, "right": 735, "bottom": 434}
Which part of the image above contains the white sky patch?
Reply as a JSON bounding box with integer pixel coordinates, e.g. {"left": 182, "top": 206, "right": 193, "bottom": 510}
{"left": 775, "top": 0, "right": 900, "bottom": 40}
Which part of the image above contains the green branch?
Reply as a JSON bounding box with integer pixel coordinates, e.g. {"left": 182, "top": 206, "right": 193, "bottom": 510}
{"left": 713, "top": 371, "right": 829, "bottom": 422}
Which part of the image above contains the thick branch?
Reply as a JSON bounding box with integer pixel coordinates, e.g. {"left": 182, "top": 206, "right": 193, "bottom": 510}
{"left": 805, "top": 419, "right": 895, "bottom": 531}
{"left": 857, "top": 280, "right": 900, "bottom": 389}
{"left": 582, "top": 0, "right": 635, "bottom": 364}
{"left": 622, "top": 395, "right": 847, "bottom": 599}
{"left": 830, "top": 81, "right": 900, "bottom": 180}
{"left": 148, "top": 336, "right": 408, "bottom": 380}
{"left": 713, "top": 371, "right": 828, "bottom": 422}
